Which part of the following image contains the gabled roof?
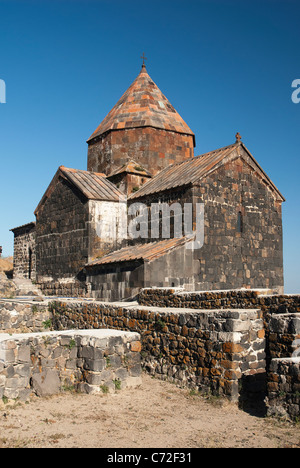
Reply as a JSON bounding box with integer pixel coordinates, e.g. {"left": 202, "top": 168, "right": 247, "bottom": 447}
{"left": 107, "top": 159, "right": 152, "bottom": 178}
{"left": 10, "top": 222, "right": 36, "bottom": 233}
{"left": 59, "top": 167, "right": 126, "bottom": 201}
{"left": 129, "top": 141, "right": 285, "bottom": 202}
{"left": 87, "top": 64, "right": 195, "bottom": 144}
{"left": 86, "top": 236, "right": 194, "bottom": 267}
{"left": 34, "top": 166, "right": 125, "bottom": 216}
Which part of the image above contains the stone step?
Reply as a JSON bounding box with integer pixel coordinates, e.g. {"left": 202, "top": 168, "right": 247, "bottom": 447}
{"left": 13, "top": 277, "right": 42, "bottom": 296}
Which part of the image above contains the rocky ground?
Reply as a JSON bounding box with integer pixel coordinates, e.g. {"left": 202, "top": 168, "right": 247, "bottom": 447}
{"left": 0, "top": 373, "right": 299, "bottom": 449}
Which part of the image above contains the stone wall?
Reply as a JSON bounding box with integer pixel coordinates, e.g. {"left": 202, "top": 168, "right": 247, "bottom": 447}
{"left": 191, "top": 153, "right": 284, "bottom": 293}
{"left": 50, "top": 300, "right": 265, "bottom": 400}
{"left": 38, "top": 280, "right": 88, "bottom": 298}
{"left": 35, "top": 177, "right": 90, "bottom": 289}
{"left": 138, "top": 288, "right": 300, "bottom": 367}
{"left": 0, "top": 329, "right": 142, "bottom": 401}
{"left": 11, "top": 223, "right": 36, "bottom": 280}
{"left": 266, "top": 358, "right": 300, "bottom": 421}
{"left": 268, "top": 313, "right": 300, "bottom": 360}
{"left": 0, "top": 300, "right": 50, "bottom": 334}
{"left": 1, "top": 294, "right": 300, "bottom": 418}
{"left": 87, "top": 199, "right": 126, "bottom": 261}
{"left": 86, "top": 261, "right": 145, "bottom": 302}
{"left": 87, "top": 127, "right": 194, "bottom": 177}
{"left": 138, "top": 288, "right": 300, "bottom": 318}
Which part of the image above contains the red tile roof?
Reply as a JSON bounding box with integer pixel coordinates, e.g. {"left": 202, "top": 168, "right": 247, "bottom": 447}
{"left": 87, "top": 65, "right": 195, "bottom": 144}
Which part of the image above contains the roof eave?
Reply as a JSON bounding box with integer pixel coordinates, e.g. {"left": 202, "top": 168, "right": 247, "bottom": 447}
{"left": 87, "top": 125, "right": 195, "bottom": 146}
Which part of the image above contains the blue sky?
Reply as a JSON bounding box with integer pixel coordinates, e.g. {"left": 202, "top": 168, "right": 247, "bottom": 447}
{"left": 0, "top": 0, "right": 299, "bottom": 293}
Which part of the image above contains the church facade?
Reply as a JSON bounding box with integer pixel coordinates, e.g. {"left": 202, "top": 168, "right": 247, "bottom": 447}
{"left": 11, "top": 63, "right": 285, "bottom": 300}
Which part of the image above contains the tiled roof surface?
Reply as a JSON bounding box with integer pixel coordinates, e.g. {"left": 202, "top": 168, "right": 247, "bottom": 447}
{"left": 129, "top": 142, "right": 285, "bottom": 201}
{"left": 129, "top": 143, "right": 237, "bottom": 199}
{"left": 60, "top": 167, "right": 126, "bottom": 202}
{"left": 87, "top": 65, "right": 195, "bottom": 142}
{"left": 86, "top": 237, "right": 193, "bottom": 267}
{"left": 34, "top": 166, "right": 126, "bottom": 216}
{"left": 10, "top": 222, "right": 36, "bottom": 233}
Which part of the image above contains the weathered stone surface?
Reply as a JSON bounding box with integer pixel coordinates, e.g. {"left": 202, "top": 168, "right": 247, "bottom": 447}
{"left": 0, "top": 329, "right": 142, "bottom": 401}
{"left": 32, "top": 370, "right": 61, "bottom": 397}
{"left": 266, "top": 357, "right": 300, "bottom": 421}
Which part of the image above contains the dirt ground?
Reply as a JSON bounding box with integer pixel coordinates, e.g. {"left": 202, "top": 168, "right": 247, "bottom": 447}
{"left": 0, "top": 373, "right": 299, "bottom": 449}
{"left": 0, "top": 257, "right": 13, "bottom": 274}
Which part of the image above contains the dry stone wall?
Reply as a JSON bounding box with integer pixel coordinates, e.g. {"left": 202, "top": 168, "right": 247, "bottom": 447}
{"left": 50, "top": 300, "right": 265, "bottom": 400}
{"left": 0, "top": 300, "right": 50, "bottom": 334}
{"left": 0, "top": 329, "right": 142, "bottom": 401}
{"left": 1, "top": 291, "right": 300, "bottom": 418}
{"left": 266, "top": 358, "right": 300, "bottom": 421}
{"left": 138, "top": 288, "right": 300, "bottom": 315}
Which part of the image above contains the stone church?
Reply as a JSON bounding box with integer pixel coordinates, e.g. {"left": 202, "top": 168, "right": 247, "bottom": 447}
{"left": 11, "top": 62, "right": 285, "bottom": 301}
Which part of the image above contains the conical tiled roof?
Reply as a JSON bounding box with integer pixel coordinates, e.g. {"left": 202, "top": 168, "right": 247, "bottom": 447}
{"left": 87, "top": 65, "right": 195, "bottom": 144}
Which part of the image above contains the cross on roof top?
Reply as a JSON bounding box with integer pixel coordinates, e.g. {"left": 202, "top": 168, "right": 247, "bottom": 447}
{"left": 141, "top": 52, "right": 147, "bottom": 66}
{"left": 235, "top": 132, "right": 242, "bottom": 143}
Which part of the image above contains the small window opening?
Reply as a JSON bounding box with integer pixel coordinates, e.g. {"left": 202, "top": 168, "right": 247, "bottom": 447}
{"left": 237, "top": 211, "right": 243, "bottom": 233}
{"left": 28, "top": 247, "right": 33, "bottom": 280}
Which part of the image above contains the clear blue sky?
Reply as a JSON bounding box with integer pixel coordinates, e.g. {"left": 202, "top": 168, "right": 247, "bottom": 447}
{"left": 0, "top": 0, "right": 299, "bottom": 293}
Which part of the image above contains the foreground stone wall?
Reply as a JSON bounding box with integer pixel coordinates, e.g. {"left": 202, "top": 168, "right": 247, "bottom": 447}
{"left": 0, "top": 329, "right": 142, "bottom": 401}
{"left": 138, "top": 289, "right": 300, "bottom": 363}
{"left": 266, "top": 358, "right": 300, "bottom": 421}
{"left": 268, "top": 313, "right": 300, "bottom": 360}
{"left": 1, "top": 294, "right": 299, "bottom": 418}
{"left": 50, "top": 301, "right": 265, "bottom": 400}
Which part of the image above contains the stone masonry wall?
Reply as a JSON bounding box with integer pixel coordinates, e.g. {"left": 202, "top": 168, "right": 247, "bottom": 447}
{"left": 1, "top": 294, "right": 300, "bottom": 417}
{"left": 138, "top": 288, "right": 300, "bottom": 365}
{"left": 0, "top": 329, "right": 142, "bottom": 401}
{"left": 87, "top": 127, "right": 194, "bottom": 177}
{"left": 266, "top": 358, "right": 300, "bottom": 421}
{"left": 50, "top": 301, "right": 265, "bottom": 400}
{"left": 138, "top": 289, "right": 300, "bottom": 317}
{"left": 12, "top": 223, "right": 36, "bottom": 281}
{"left": 0, "top": 300, "right": 51, "bottom": 334}
{"left": 35, "top": 177, "right": 89, "bottom": 288}
{"left": 192, "top": 153, "right": 284, "bottom": 293}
